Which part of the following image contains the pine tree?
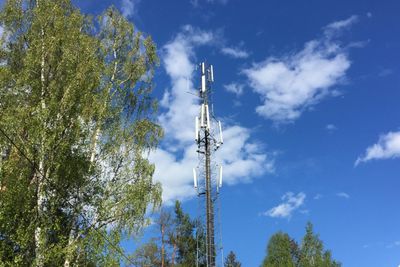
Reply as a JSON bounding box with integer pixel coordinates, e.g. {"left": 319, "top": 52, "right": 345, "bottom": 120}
{"left": 173, "top": 201, "right": 197, "bottom": 266}
{"left": 156, "top": 208, "right": 173, "bottom": 267}
{"left": 0, "top": 0, "right": 162, "bottom": 265}
{"left": 224, "top": 251, "right": 241, "bottom": 267}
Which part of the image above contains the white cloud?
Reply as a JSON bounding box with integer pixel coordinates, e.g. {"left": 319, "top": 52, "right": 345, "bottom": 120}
{"left": 224, "top": 83, "right": 244, "bottom": 96}
{"left": 324, "top": 15, "right": 358, "bottom": 37}
{"left": 313, "top": 193, "right": 323, "bottom": 200}
{"left": 326, "top": 124, "right": 337, "bottom": 131}
{"left": 191, "top": 0, "right": 228, "bottom": 7}
{"left": 355, "top": 131, "right": 400, "bottom": 166}
{"left": 221, "top": 47, "right": 249, "bottom": 59}
{"left": 159, "top": 25, "right": 214, "bottom": 145}
{"left": 153, "top": 25, "right": 274, "bottom": 204}
{"left": 242, "top": 16, "right": 358, "bottom": 123}
{"left": 386, "top": 241, "right": 400, "bottom": 248}
{"left": 263, "top": 192, "right": 306, "bottom": 219}
{"left": 336, "top": 192, "right": 350, "bottom": 199}
{"left": 378, "top": 68, "right": 393, "bottom": 77}
{"left": 364, "top": 241, "right": 400, "bottom": 250}
{"left": 121, "top": 0, "right": 141, "bottom": 18}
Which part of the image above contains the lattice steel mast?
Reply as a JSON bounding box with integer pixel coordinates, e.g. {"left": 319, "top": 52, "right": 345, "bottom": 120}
{"left": 193, "top": 62, "right": 223, "bottom": 267}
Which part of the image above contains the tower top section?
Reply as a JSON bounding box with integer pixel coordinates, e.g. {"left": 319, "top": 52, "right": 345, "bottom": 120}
{"left": 199, "top": 62, "right": 214, "bottom": 96}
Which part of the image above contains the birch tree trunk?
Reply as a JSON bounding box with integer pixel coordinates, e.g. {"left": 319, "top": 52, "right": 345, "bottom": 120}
{"left": 34, "top": 14, "right": 46, "bottom": 266}
{"left": 64, "top": 37, "right": 119, "bottom": 267}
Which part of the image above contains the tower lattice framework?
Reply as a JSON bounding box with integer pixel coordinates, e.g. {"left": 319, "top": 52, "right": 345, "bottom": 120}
{"left": 193, "top": 62, "right": 224, "bottom": 267}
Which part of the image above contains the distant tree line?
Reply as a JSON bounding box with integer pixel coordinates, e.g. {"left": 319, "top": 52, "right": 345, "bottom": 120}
{"left": 131, "top": 200, "right": 242, "bottom": 267}
{"left": 131, "top": 201, "right": 200, "bottom": 266}
{"left": 262, "top": 222, "right": 341, "bottom": 267}
{"left": 133, "top": 202, "right": 340, "bottom": 267}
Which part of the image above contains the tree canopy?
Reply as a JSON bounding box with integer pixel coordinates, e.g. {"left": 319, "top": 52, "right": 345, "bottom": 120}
{"left": 0, "top": 0, "right": 162, "bottom": 265}
{"left": 262, "top": 223, "right": 341, "bottom": 267}
{"left": 224, "top": 251, "right": 242, "bottom": 267}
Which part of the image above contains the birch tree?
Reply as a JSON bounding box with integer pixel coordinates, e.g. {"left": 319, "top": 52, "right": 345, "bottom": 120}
{"left": 262, "top": 223, "right": 341, "bottom": 267}
{"left": 0, "top": 0, "right": 162, "bottom": 265}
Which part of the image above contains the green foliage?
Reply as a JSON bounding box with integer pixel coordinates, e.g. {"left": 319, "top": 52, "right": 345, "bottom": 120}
{"left": 131, "top": 239, "right": 162, "bottom": 266}
{"left": 224, "top": 251, "right": 241, "bottom": 267}
{"left": 262, "top": 223, "right": 341, "bottom": 267}
{"left": 0, "top": 0, "right": 162, "bottom": 265}
{"left": 131, "top": 201, "right": 207, "bottom": 267}
{"left": 173, "top": 201, "right": 198, "bottom": 266}
{"left": 298, "top": 223, "right": 341, "bottom": 267}
{"left": 262, "top": 232, "right": 297, "bottom": 267}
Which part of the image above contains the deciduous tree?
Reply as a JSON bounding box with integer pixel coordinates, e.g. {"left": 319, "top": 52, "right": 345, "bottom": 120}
{"left": 262, "top": 232, "right": 297, "bottom": 267}
{"left": 262, "top": 223, "right": 341, "bottom": 267}
{"left": 0, "top": 0, "right": 162, "bottom": 265}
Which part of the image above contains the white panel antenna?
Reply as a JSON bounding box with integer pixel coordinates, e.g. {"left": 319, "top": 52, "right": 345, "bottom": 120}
{"left": 205, "top": 104, "right": 210, "bottom": 130}
{"left": 201, "top": 74, "right": 206, "bottom": 93}
{"left": 193, "top": 168, "right": 198, "bottom": 189}
{"left": 195, "top": 116, "right": 199, "bottom": 142}
{"left": 210, "top": 65, "right": 214, "bottom": 82}
{"left": 200, "top": 104, "right": 205, "bottom": 128}
{"left": 201, "top": 62, "right": 205, "bottom": 75}
{"left": 218, "top": 165, "right": 223, "bottom": 188}
{"left": 218, "top": 121, "right": 223, "bottom": 144}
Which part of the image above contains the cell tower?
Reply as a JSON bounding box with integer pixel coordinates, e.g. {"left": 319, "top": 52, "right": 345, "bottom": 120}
{"left": 193, "top": 62, "right": 224, "bottom": 267}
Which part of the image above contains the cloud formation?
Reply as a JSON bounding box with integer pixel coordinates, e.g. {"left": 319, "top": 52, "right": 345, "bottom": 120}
{"left": 191, "top": 0, "right": 229, "bottom": 7}
{"left": 224, "top": 83, "right": 244, "bottom": 96}
{"left": 152, "top": 25, "right": 274, "bottom": 204}
{"left": 263, "top": 192, "right": 306, "bottom": 219}
{"left": 221, "top": 46, "right": 249, "bottom": 59}
{"left": 355, "top": 131, "right": 400, "bottom": 166}
{"left": 326, "top": 124, "right": 337, "bottom": 131}
{"left": 336, "top": 192, "right": 350, "bottom": 199}
{"left": 324, "top": 15, "right": 358, "bottom": 37}
{"left": 313, "top": 193, "right": 323, "bottom": 200}
{"left": 242, "top": 16, "right": 358, "bottom": 123}
{"left": 121, "top": 0, "right": 141, "bottom": 18}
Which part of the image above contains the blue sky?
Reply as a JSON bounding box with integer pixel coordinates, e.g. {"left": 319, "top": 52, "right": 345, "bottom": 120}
{"left": 79, "top": 0, "right": 398, "bottom": 266}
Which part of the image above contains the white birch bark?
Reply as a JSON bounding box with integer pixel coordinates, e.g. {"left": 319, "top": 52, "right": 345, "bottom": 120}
{"left": 64, "top": 37, "right": 119, "bottom": 267}
{"left": 34, "top": 5, "right": 46, "bottom": 264}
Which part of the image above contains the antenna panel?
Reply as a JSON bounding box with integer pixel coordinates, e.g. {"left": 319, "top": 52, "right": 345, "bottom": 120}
{"left": 210, "top": 65, "right": 214, "bottom": 82}
{"left": 200, "top": 104, "right": 205, "bottom": 128}
{"left": 201, "top": 75, "right": 206, "bottom": 93}
{"left": 193, "top": 168, "right": 198, "bottom": 188}
{"left": 201, "top": 62, "right": 205, "bottom": 75}
{"left": 205, "top": 104, "right": 210, "bottom": 130}
{"left": 218, "top": 121, "right": 223, "bottom": 144}
{"left": 219, "top": 165, "right": 223, "bottom": 188}
{"left": 195, "top": 116, "right": 199, "bottom": 142}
